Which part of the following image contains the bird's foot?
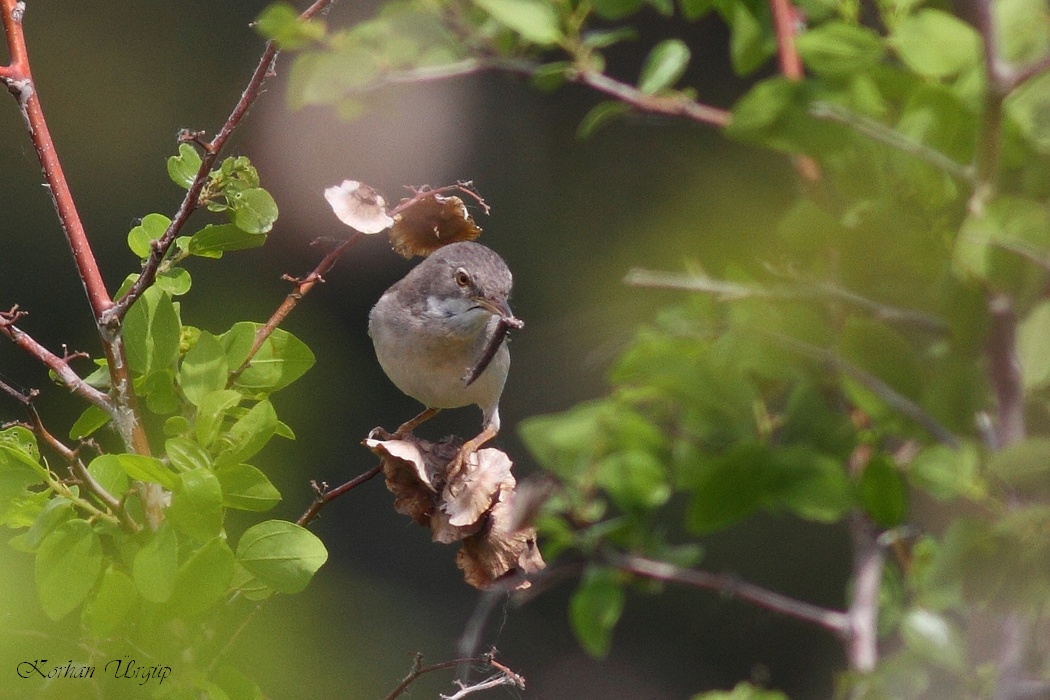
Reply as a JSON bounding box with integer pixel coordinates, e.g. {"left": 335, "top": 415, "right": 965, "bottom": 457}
{"left": 368, "top": 426, "right": 398, "bottom": 441}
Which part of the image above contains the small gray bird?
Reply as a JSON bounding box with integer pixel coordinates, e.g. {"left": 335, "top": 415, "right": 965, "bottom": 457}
{"left": 369, "top": 241, "right": 521, "bottom": 470}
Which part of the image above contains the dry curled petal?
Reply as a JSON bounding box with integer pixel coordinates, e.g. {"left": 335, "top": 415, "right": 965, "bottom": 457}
{"left": 389, "top": 193, "right": 482, "bottom": 258}
{"left": 324, "top": 180, "right": 395, "bottom": 234}
{"left": 364, "top": 433, "right": 545, "bottom": 589}
{"left": 457, "top": 490, "right": 546, "bottom": 590}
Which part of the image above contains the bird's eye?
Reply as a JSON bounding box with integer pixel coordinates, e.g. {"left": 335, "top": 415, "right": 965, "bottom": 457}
{"left": 454, "top": 269, "right": 471, "bottom": 288}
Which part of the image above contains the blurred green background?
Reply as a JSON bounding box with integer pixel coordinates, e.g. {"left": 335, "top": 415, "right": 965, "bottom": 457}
{"left": 0, "top": 2, "right": 849, "bottom": 697}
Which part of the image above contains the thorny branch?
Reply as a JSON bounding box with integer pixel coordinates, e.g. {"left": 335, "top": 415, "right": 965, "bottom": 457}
{"left": 0, "top": 308, "right": 115, "bottom": 416}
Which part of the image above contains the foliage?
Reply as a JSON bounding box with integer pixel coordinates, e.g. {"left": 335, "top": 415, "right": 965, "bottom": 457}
{"left": 0, "top": 146, "right": 326, "bottom": 697}
{"left": 260, "top": 0, "right": 1050, "bottom": 696}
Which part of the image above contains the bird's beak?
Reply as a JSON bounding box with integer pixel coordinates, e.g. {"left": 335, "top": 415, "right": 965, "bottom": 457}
{"left": 472, "top": 296, "right": 524, "bottom": 328}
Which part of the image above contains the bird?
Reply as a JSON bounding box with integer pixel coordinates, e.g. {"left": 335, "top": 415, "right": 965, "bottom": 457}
{"left": 368, "top": 241, "right": 521, "bottom": 473}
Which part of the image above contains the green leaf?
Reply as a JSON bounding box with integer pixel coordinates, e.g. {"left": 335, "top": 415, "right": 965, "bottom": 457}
{"left": 83, "top": 566, "right": 138, "bottom": 637}
{"left": 772, "top": 448, "right": 853, "bottom": 523}
{"left": 35, "top": 520, "right": 103, "bottom": 620}
{"left": 679, "top": 0, "right": 714, "bottom": 20}
{"left": 8, "top": 497, "right": 73, "bottom": 553}
{"left": 569, "top": 567, "right": 625, "bottom": 658}
{"left": 216, "top": 464, "right": 282, "bottom": 511}
{"left": 155, "top": 268, "right": 192, "bottom": 296}
{"left": 638, "top": 39, "right": 690, "bottom": 94}
{"left": 143, "top": 369, "right": 180, "bottom": 415}
{"left": 795, "top": 22, "right": 884, "bottom": 76}
{"left": 900, "top": 608, "right": 966, "bottom": 671}
{"left": 165, "top": 437, "right": 213, "bottom": 472}
{"left": 169, "top": 537, "right": 235, "bottom": 616}
{"left": 123, "top": 286, "right": 181, "bottom": 376}
{"left": 255, "top": 1, "right": 326, "bottom": 49}
{"left": 195, "top": 389, "right": 243, "bottom": 447}
{"left": 890, "top": 9, "right": 982, "bottom": 79}
{"left": 88, "top": 453, "right": 130, "bottom": 500}
{"left": 1019, "top": 300, "right": 1050, "bottom": 390}
{"left": 591, "top": 0, "right": 643, "bottom": 20}
{"left": 909, "top": 443, "right": 983, "bottom": 501}
{"left": 69, "top": 404, "right": 110, "bottom": 440}
{"left": 127, "top": 213, "right": 172, "bottom": 260}
{"left": 473, "top": 0, "right": 563, "bottom": 45}
{"left": 726, "top": 1, "right": 775, "bottom": 76}
{"left": 93, "top": 453, "right": 175, "bottom": 489}
{"left": 211, "top": 665, "right": 265, "bottom": 700}
{"left": 577, "top": 100, "right": 631, "bottom": 139}
{"left": 691, "top": 682, "right": 790, "bottom": 700}
{"left": 215, "top": 400, "right": 278, "bottom": 468}
{"left": 167, "top": 143, "right": 203, "bottom": 190}
{"left": 168, "top": 469, "right": 224, "bottom": 541}
{"left": 181, "top": 332, "right": 230, "bottom": 406}
{"left": 519, "top": 402, "right": 605, "bottom": 480}
{"left": 133, "top": 523, "right": 179, "bottom": 603}
{"left": 228, "top": 188, "right": 279, "bottom": 234}
{"left": 989, "top": 437, "right": 1050, "bottom": 496}
{"left": 236, "top": 520, "right": 328, "bottom": 594}
{"left": 839, "top": 317, "right": 922, "bottom": 404}
{"left": 188, "top": 224, "right": 268, "bottom": 258}
{"left": 594, "top": 450, "right": 670, "bottom": 510}
{"left": 688, "top": 443, "right": 769, "bottom": 532}
{"left": 221, "top": 323, "right": 315, "bottom": 393}
{"left": 859, "top": 455, "right": 908, "bottom": 527}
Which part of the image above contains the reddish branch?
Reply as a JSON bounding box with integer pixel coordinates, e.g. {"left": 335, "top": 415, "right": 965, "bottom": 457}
{"left": 229, "top": 233, "right": 363, "bottom": 385}
{"left": 767, "top": 0, "right": 820, "bottom": 183}
{"left": 0, "top": 308, "right": 114, "bottom": 414}
{"left": 296, "top": 463, "right": 383, "bottom": 527}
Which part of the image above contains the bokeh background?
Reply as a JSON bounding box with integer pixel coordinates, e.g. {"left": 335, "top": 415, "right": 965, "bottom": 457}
{"left": 0, "top": 2, "right": 849, "bottom": 697}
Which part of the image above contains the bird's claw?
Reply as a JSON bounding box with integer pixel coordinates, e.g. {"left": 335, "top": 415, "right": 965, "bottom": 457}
{"left": 368, "top": 426, "right": 398, "bottom": 441}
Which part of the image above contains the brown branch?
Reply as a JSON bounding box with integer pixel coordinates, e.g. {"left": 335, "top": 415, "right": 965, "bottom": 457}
{"left": 229, "top": 233, "right": 363, "bottom": 385}
{"left": 576, "top": 69, "right": 731, "bottom": 128}
{"left": 986, "top": 293, "right": 1025, "bottom": 449}
{"left": 341, "top": 57, "right": 731, "bottom": 128}
{"left": 296, "top": 463, "right": 383, "bottom": 527}
{"left": 383, "top": 650, "right": 524, "bottom": 700}
{"left": 0, "top": 309, "right": 115, "bottom": 415}
{"left": 604, "top": 549, "right": 851, "bottom": 635}
{"left": 105, "top": 0, "right": 339, "bottom": 325}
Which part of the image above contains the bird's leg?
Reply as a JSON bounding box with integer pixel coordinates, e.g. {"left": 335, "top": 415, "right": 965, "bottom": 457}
{"left": 393, "top": 407, "right": 440, "bottom": 438}
{"left": 446, "top": 425, "right": 499, "bottom": 479}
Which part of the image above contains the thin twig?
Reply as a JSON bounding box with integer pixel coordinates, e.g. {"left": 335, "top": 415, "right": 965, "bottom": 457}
{"left": 383, "top": 650, "right": 524, "bottom": 700}
{"left": 576, "top": 69, "right": 731, "bottom": 128}
{"left": 340, "top": 56, "right": 731, "bottom": 128}
{"left": 604, "top": 549, "right": 850, "bottom": 635}
{"left": 768, "top": 331, "right": 961, "bottom": 448}
{"left": 809, "top": 102, "right": 976, "bottom": 185}
{"left": 624, "top": 268, "right": 949, "bottom": 334}
{"left": 296, "top": 463, "right": 383, "bottom": 527}
{"left": 0, "top": 310, "right": 115, "bottom": 416}
{"left": 229, "top": 233, "right": 362, "bottom": 385}
{"left": 106, "top": 0, "right": 339, "bottom": 325}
